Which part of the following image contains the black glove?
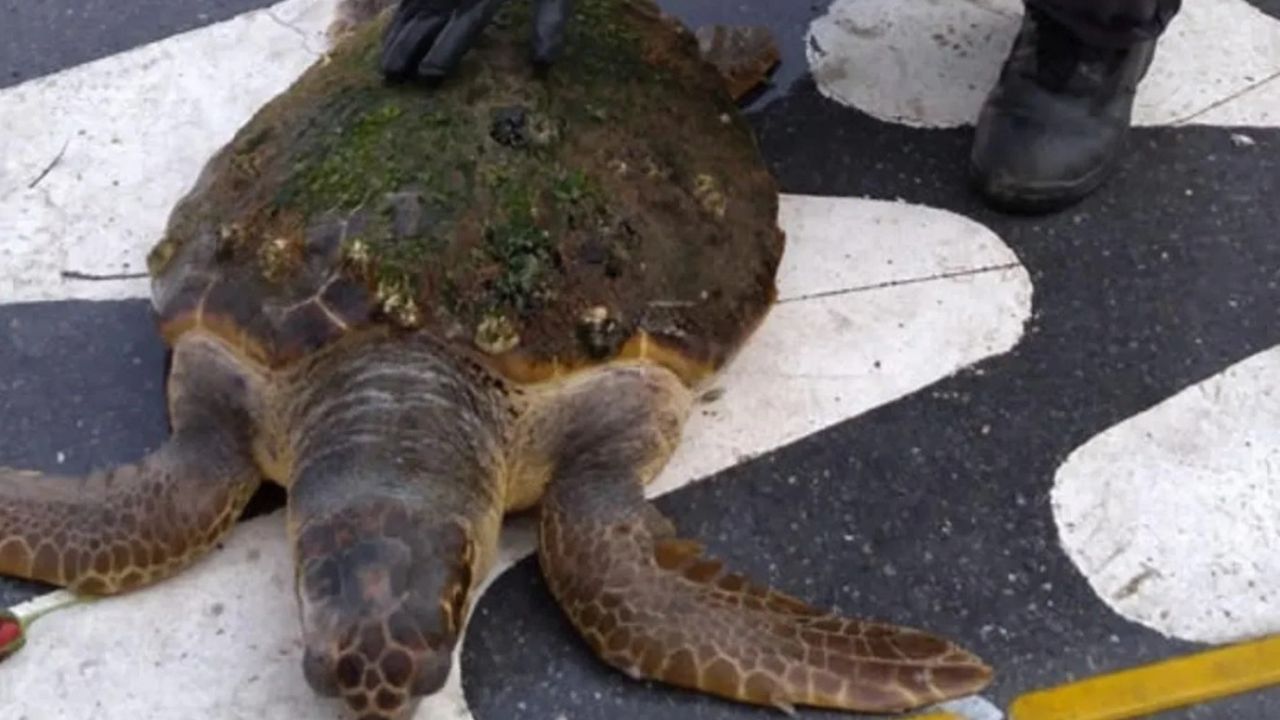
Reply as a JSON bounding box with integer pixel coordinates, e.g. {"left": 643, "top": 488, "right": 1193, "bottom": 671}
{"left": 381, "top": 0, "right": 572, "bottom": 81}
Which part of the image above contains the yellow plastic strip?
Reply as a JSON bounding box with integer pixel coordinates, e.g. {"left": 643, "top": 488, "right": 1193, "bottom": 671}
{"left": 909, "top": 713, "right": 962, "bottom": 720}
{"left": 1010, "top": 634, "right": 1280, "bottom": 720}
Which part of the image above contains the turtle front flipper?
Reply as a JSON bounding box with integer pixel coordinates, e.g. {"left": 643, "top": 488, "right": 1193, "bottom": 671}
{"left": 0, "top": 334, "right": 263, "bottom": 595}
{"left": 527, "top": 363, "right": 994, "bottom": 714}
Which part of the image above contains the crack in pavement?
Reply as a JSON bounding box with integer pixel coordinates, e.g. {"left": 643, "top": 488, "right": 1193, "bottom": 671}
{"left": 1174, "top": 67, "right": 1280, "bottom": 125}
{"left": 26, "top": 138, "right": 71, "bottom": 189}
{"left": 777, "top": 261, "right": 1023, "bottom": 304}
{"left": 264, "top": 7, "right": 324, "bottom": 57}
{"left": 59, "top": 270, "right": 149, "bottom": 281}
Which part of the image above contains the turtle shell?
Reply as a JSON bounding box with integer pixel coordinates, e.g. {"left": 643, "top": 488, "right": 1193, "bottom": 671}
{"left": 149, "top": 0, "right": 783, "bottom": 383}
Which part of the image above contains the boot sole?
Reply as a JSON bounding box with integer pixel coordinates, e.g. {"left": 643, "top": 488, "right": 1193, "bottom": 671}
{"left": 968, "top": 148, "right": 1121, "bottom": 216}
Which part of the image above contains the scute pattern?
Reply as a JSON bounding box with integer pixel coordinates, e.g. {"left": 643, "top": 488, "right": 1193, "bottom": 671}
{"left": 295, "top": 499, "right": 476, "bottom": 719}
{"left": 153, "top": 208, "right": 377, "bottom": 367}
{"left": 149, "top": 0, "right": 783, "bottom": 381}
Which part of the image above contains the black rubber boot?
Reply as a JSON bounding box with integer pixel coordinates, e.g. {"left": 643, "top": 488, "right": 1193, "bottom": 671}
{"left": 970, "top": 8, "right": 1157, "bottom": 213}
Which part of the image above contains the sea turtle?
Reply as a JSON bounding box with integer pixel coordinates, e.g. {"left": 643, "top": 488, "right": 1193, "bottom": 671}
{"left": 0, "top": 1, "right": 993, "bottom": 718}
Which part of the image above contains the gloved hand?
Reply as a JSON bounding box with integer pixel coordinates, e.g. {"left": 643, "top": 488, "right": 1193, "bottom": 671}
{"left": 381, "top": 0, "right": 572, "bottom": 81}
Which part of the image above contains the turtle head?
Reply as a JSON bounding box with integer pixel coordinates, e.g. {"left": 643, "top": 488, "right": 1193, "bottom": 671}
{"left": 293, "top": 501, "right": 477, "bottom": 718}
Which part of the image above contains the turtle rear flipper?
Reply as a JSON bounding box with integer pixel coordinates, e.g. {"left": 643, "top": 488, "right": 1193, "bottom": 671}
{"left": 526, "top": 364, "right": 993, "bottom": 714}
{"left": 0, "top": 334, "right": 263, "bottom": 596}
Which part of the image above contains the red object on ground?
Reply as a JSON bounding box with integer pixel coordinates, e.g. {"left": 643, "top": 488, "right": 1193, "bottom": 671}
{"left": 0, "top": 616, "right": 21, "bottom": 654}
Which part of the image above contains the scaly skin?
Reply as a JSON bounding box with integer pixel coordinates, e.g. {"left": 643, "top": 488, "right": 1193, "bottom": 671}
{"left": 527, "top": 363, "right": 994, "bottom": 713}
{"left": 0, "top": 335, "right": 262, "bottom": 596}
{"left": 0, "top": 329, "right": 992, "bottom": 719}
{"left": 283, "top": 331, "right": 508, "bottom": 719}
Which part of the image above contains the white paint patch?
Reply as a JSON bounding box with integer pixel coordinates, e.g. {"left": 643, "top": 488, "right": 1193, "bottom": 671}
{"left": 1053, "top": 345, "right": 1280, "bottom": 644}
{"left": 3, "top": 193, "right": 1033, "bottom": 718}
{"left": 650, "top": 194, "right": 1030, "bottom": 498}
{"left": 806, "top": 0, "right": 1020, "bottom": 130}
{"left": 1194, "top": 73, "right": 1280, "bottom": 126}
{"left": 0, "top": 0, "right": 336, "bottom": 304}
{"left": 806, "top": 0, "right": 1280, "bottom": 129}
{"left": 940, "top": 695, "right": 1007, "bottom": 720}
{"left": 7, "top": 515, "right": 345, "bottom": 720}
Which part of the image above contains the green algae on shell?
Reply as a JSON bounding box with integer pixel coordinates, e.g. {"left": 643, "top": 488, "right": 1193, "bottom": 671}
{"left": 150, "top": 0, "right": 783, "bottom": 382}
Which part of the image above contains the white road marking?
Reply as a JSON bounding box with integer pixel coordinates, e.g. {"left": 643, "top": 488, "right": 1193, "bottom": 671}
{"left": 1053, "top": 346, "right": 1280, "bottom": 644}
{"left": 806, "top": 0, "right": 1280, "bottom": 129}
{"left": 1195, "top": 72, "right": 1280, "bottom": 126}
{"left": 942, "top": 695, "right": 1007, "bottom": 720}
{"left": 0, "top": 0, "right": 335, "bottom": 304}
{"left": 806, "top": 0, "right": 1280, "bottom": 652}
{"left": 4, "top": 192, "right": 1033, "bottom": 718}
{"left": 10, "top": 517, "right": 343, "bottom": 719}
{"left": 650, "top": 194, "right": 1030, "bottom": 498}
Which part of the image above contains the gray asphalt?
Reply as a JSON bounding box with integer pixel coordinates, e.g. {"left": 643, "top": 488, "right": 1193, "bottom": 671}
{"left": 0, "top": 0, "right": 274, "bottom": 88}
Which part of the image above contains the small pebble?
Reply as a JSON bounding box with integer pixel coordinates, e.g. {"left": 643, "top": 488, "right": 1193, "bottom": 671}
{"left": 1230, "top": 133, "right": 1256, "bottom": 147}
